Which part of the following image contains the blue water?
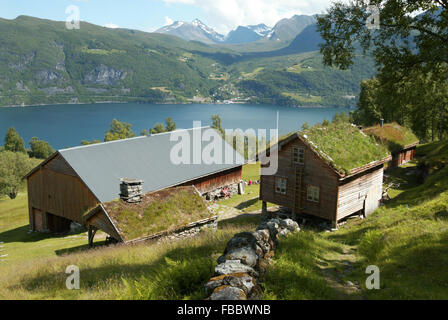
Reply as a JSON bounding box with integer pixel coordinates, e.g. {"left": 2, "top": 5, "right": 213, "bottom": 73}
{"left": 0, "top": 103, "right": 349, "bottom": 150}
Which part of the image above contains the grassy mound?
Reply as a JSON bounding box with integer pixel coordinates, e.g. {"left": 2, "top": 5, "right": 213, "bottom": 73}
{"left": 104, "top": 187, "right": 213, "bottom": 242}
{"left": 301, "top": 122, "right": 390, "bottom": 175}
{"left": 363, "top": 123, "right": 419, "bottom": 153}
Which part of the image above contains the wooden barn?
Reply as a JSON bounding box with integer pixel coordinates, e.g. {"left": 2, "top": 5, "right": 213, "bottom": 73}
{"left": 363, "top": 123, "right": 419, "bottom": 167}
{"left": 26, "top": 127, "right": 244, "bottom": 233}
{"left": 260, "top": 123, "right": 391, "bottom": 227}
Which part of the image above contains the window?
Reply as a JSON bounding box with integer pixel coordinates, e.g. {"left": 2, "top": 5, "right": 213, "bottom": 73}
{"left": 307, "top": 186, "right": 320, "bottom": 203}
{"left": 275, "top": 177, "right": 287, "bottom": 195}
{"left": 293, "top": 147, "right": 305, "bottom": 165}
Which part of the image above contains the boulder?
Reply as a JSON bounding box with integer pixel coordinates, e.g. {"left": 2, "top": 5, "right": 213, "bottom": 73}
{"left": 278, "top": 229, "right": 291, "bottom": 238}
{"left": 252, "top": 229, "right": 274, "bottom": 254}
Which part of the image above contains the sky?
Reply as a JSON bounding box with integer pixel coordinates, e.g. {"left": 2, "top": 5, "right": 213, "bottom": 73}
{"left": 0, "top": 0, "right": 334, "bottom": 34}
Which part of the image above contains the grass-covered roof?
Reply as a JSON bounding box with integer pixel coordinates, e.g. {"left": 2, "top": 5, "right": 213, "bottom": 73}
{"left": 103, "top": 186, "right": 213, "bottom": 242}
{"left": 299, "top": 122, "right": 390, "bottom": 176}
{"left": 363, "top": 123, "right": 419, "bottom": 153}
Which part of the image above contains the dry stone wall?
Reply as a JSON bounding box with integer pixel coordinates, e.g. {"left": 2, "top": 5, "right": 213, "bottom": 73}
{"left": 205, "top": 217, "right": 300, "bottom": 300}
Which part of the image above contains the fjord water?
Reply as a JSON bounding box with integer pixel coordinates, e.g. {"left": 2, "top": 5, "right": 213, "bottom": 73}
{"left": 0, "top": 103, "right": 348, "bottom": 149}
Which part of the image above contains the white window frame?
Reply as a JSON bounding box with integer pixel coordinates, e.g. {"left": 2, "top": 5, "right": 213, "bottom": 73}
{"left": 275, "top": 177, "right": 287, "bottom": 195}
{"left": 307, "top": 185, "right": 320, "bottom": 203}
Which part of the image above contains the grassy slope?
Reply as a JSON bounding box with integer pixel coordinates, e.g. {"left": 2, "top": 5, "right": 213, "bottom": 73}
{"left": 264, "top": 140, "right": 448, "bottom": 299}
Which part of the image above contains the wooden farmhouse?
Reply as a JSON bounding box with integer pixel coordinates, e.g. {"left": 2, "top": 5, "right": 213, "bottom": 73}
{"left": 260, "top": 123, "right": 392, "bottom": 227}
{"left": 363, "top": 122, "right": 419, "bottom": 167}
{"left": 26, "top": 127, "right": 244, "bottom": 234}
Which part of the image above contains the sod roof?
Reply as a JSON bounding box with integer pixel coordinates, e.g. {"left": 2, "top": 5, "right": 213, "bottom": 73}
{"left": 299, "top": 122, "right": 391, "bottom": 176}
{"left": 102, "top": 186, "right": 214, "bottom": 242}
{"left": 363, "top": 123, "right": 419, "bottom": 153}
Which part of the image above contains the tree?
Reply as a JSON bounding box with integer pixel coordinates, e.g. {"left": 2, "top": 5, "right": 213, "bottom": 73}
{"left": 81, "top": 139, "right": 102, "bottom": 146}
{"left": 29, "top": 137, "right": 55, "bottom": 159}
{"left": 148, "top": 118, "right": 177, "bottom": 135}
{"left": 0, "top": 151, "right": 38, "bottom": 199}
{"left": 211, "top": 114, "right": 224, "bottom": 136}
{"left": 4, "top": 127, "right": 26, "bottom": 153}
{"left": 104, "top": 119, "right": 136, "bottom": 142}
{"left": 317, "top": 1, "right": 448, "bottom": 74}
{"left": 301, "top": 122, "right": 310, "bottom": 131}
{"left": 165, "top": 117, "right": 177, "bottom": 132}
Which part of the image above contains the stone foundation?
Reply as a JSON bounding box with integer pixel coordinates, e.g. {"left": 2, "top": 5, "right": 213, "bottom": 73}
{"left": 205, "top": 216, "right": 300, "bottom": 300}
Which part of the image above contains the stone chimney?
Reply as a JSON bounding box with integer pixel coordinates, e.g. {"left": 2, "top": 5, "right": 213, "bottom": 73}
{"left": 120, "top": 178, "right": 143, "bottom": 203}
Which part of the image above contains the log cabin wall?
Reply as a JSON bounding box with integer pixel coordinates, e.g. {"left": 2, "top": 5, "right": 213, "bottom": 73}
{"left": 182, "top": 166, "right": 242, "bottom": 194}
{"left": 27, "top": 154, "right": 99, "bottom": 232}
{"left": 391, "top": 146, "right": 416, "bottom": 167}
{"left": 260, "top": 138, "right": 339, "bottom": 222}
{"left": 337, "top": 166, "right": 384, "bottom": 220}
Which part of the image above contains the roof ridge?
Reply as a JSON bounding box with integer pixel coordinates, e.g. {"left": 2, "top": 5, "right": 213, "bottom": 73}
{"left": 59, "top": 126, "right": 212, "bottom": 152}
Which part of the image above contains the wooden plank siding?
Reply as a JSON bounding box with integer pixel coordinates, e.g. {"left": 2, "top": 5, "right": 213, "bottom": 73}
{"left": 181, "top": 166, "right": 242, "bottom": 194}
{"left": 260, "top": 138, "right": 339, "bottom": 221}
{"left": 391, "top": 146, "right": 417, "bottom": 167}
{"left": 27, "top": 154, "right": 99, "bottom": 232}
{"left": 337, "top": 166, "right": 383, "bottom": 220}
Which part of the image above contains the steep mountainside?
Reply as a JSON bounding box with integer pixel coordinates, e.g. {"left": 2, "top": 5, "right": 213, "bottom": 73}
{"left": 225, "top": 24, "right": 272, "bottom": 44}
{"left": 269, "top": 15, "right": 316, "bottom": 41}
{"left": 0, "top": 15, "right": 375, "bottom": 107}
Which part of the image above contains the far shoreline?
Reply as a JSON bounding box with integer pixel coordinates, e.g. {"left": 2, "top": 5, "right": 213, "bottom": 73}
{"left": 0, "top": 100, "right": 349, "bottom": 109}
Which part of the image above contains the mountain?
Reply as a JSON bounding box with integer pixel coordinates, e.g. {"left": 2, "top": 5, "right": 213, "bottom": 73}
{"left": 155, "top": 19, "right": 225, "bottom": 44}
{"left": 225, "top": 24, "right": 272, "bottom": 44}
{"left": 0, "top": 15, "right": 375, "bottom": 108}
{"left": 269, "top": 15, "right": 316, "bottom": 41}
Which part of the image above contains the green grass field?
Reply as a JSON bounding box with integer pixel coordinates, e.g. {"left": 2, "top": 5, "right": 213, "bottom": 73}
{"left": 1, "top": 143, "right": 448, "bottom": 300}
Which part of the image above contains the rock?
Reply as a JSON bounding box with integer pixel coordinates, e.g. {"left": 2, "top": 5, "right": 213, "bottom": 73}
{"left": 219, "top": 246, "right": 259, "bottom": 267}
{"left": 278, "top": 229, "right": 290, "bottom": 238}
{"left": 279, "top": 219, "right": 300, "bottom": 232}
{"left": 252, "top": 229, "right": 274, "bottom": 254}
{"left": 215, "top": 260, "right": 258, "bottom": 277}
{"left": 205, "top": 272, "right": 256, "bottom": 296}
{"left": 257, "top": 221, "right": 280, "bottom": 240}
{"left": 210, "top": 285, "right": 246, "bottom": 300}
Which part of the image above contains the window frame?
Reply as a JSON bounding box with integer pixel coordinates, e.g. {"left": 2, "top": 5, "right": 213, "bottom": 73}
{"left": 292, "top": 146, "right": 305, "bottom": 165}
{"left": 275, "top": 177, "right": 288, "bottom": 195}
{"left": 306, "top": 185, "right": 320, "bottom": 203}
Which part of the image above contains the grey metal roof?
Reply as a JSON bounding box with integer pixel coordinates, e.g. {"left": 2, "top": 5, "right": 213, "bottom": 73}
{"left": 59, "top": 127, "right": 245, "bottom": 203}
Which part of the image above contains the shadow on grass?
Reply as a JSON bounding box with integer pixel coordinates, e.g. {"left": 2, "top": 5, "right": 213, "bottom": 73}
{"left": 0, "top": 225, "right": 85, "bottom": 244}
{"left": 235, "top": 197, "right": 259, "bottom": 210}
{"left": 55, "top": 241, "right": 107, "bottom": 256}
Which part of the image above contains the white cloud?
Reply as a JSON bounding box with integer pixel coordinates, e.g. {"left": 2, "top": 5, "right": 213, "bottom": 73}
{"left": 164, "top": 16, "right": 174, "bottom": 26}
{"left": 161, "top": 0, "right": 333, "bottom": 33}
{"left": 104, "top": 23, "right": 120, "bottom": 29}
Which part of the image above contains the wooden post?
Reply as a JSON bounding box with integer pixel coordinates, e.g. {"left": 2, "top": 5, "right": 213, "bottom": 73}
{"left": 262, "top": 201, "right": 267, "bottom": 215}
{"left": 88, "top": 225, "right": 97, "bottom": 247}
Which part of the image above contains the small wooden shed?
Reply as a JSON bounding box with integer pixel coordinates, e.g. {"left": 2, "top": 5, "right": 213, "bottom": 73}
{"left": 260, "top": 123, "right": 391, "bottom": 227}
{"left": 26, "top": 127, "right": 243, "bottom": 233}
{"left": 363, "top": 123, "right": 419, "bottom": 167}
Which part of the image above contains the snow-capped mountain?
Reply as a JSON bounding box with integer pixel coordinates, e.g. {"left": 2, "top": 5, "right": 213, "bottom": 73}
{"left": 225, "top": 24, "right": 273, "bottom": 44}
{"left": 155, "top": 16, "right": 317, "bottom": 45}
{"left": 155, "top": 19, "right": 225, "bottom": 44}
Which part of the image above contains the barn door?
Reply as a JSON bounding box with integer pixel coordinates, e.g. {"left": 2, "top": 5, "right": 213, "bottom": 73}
{"left": 364, "top": 186, "right": 380, "bottom": 216}
{"left": 33, "top": 208, "right": 43, "bottom": 231}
